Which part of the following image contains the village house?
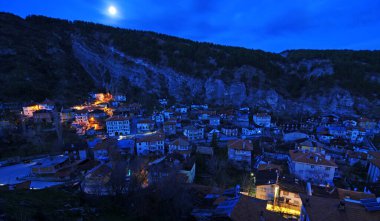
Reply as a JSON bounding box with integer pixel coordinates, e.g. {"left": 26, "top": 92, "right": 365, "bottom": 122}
{"left": 253, "top": 113, "right": 271, "bottom": 128}
{"left": 39, "top": 99, "right": 55, "bottom": 111}
{"left": 162, "top": 109, "right": 174, "bottom": 119}
{"left": 163, "top": 120, "right": 176, "bottom": 135}
{"left": 30, "top": 155, "right": 72, "bottom": 179}
{"left": 346, "top": 127, "right": 366, "bottom": 143}
{"left": 89, "top": 92, "right": 105, "bottom": 101}
{"left": 367, "top": 151, "right": 380, "bottom": 183}
{"left": 255, "top": 169, "right": 279, "bottom": 200}
{"left": 288, "top": 150, "right": 338, "bottom": 186}
{"left": 327, "top": 124, "right": 347, "bottom": 138}
{"left": 113, "top": 94, "right": 127, "bottom": 102}
{"left": 64, "top": 143, "right": 88, "bottom": 161}
{"left": 175, "top": 105, "right": 188, "bottom": 114}
{"left": 22, "top": 102, "right": 42, "bottom": 117}
{"left": 241, "top": 126, "right": 262, "bottom": 137}
{"left": 191, "top": 104, "right": 208, "bottom": 110}
{"left": 168, "top": 137, "right": 191, "bottom": 159}
{"left": 346, "top": 150, "right": 368, "bottom": 166}
{"left": 137, "top": 119, "right": 155, "bottom": 133}
{"left": 33, "top": 109, "right": 53, "bottom": 123}
{"left": 158, "top": 98, "right": 168, "bottom": 106}
{"left": 183, "top": 126, "right": 204, "bottom": 141}
{"left": 227, "top": 139, "right": 253, "bottom": 170}
{"left": 74, "top": 109, "right": 89, "bottom": 125}
{"left": 320, "top": 114, "right": 340, "bottom": 126}
{"left": 135, "top": 132, "right": 165, "bottom": 156}
{"left": 91, "top": 138, "right": 119, "bottom": 162}
{"left": 233, "top": 114, "right": 250, "bottom": 127}
{"left": 148, "top": 154, "right": 196, "bottom": 184}
{"left": 88, "top": 109, "right": 107, "bottom": 119}
{"left": 221, "top": 126, "right": 239, "bottom": 137}
{"left": 343, "top": 119, "right": 357, "bottom": 127}
{"left": 151, "top": 112, "right": 165, "bottom": 124}
{"left": 191, "top": 186, "right": 286, "bottom": 221}
{"left": 23, "top": 100, "right": 55, "bottom": 118}
{"left": 358, "top": 117, "right": 378, "bottom": 133}
{"left": 295, "top": 140, "right": 325, "bottom": 153}
{"left": 106, "top": 115, "right": 131, "bottom": 136}
{"left": 207, "top": 129, "right": 220, "bottom": 141}
{"left": 81, "top": 163, "right": 112, "bottom": 195}
{"left": 208, "top": 115, "right": 221, "bottom": 127}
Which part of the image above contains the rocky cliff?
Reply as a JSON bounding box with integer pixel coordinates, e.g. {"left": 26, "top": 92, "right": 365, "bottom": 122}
{"left": 0, "top": 13, "right": 379, "bottom": 116}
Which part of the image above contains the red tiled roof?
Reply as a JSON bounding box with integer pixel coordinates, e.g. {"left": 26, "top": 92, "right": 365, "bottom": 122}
{"left": 136, "top": 132, "right": 165, "bottom": 143}
{"left": 227, "top": 139, "right": 253, "bottom": 151}
{"left": 289, "top": 150, "right": 337, "bottom": 167}
{"left": 106, "top": 115, "right": 130, "bottom": 121}
{"left": 171, "top": 138, "right": 190, "bottom": 146}
{"left": 337, "top": 188, "right": 375, "bottom": 201}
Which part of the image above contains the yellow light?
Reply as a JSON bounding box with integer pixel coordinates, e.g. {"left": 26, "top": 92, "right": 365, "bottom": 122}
{"left": 266, "top": 203, "right": 301, "bottom": 216}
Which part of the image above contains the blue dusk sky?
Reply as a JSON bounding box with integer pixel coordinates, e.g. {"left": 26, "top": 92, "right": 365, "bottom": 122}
{"left": 1, "top": 0, "right": 380, "bottom": 52}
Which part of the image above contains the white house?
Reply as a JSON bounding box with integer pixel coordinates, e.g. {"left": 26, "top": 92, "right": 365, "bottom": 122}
{"left": 242, "top": 127, "right": 262, "bottom": 136}
{"left": 221, "top": 127, "right": 238, "bottom": 137}
{"left": 183, "top": 126, "right": 204, "bottom": 141}
{"left": 106, "top": 115, "right": 131, "bottom": 136}
{"left": 114, "top": 94, "right": 127, "bottom": 102}
{"left": 227, "top": 139, "right": 253, "bottom": 170}
{"left": 22, "top": 103, "right": 41, "bottom": 117}
{"left": 253, "top": 113, "right": 271, "bottom": 128}
{"left": 175, "top": 106, "right": 188, "bottom": 114}
{"left": 169, "top": 138, "right": 191, "bottom": 159}
{"left": 151, "top": 113, "right": 165, "bottom": 124}
{"left": 135, "top": 132, "right": 165, "bottom": 156}
{"left": 288, "top": 150, "right": 337, "bottom": 186}
{"left": 346, "top": 127, "right": 365, "bottom": 143}
{"left": 137, "top": 119, "right": 155, "bottom": 133}
{"left": 22, "top": 100, "right": 55, "bottom": 117}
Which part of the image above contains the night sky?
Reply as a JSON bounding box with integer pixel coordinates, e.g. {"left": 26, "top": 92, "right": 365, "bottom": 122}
{"left": 1, "top": 0, "right": 380, "bottom": 52}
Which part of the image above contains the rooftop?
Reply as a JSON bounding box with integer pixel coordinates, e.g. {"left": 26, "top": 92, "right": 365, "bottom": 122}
{"left": 227, "top": 139, "right": 253, "bottom": 151}
{"left": 106, "top": 115, "right": 130, "bottom": 122}
{"left": 300, "top": 194, "right": 380, "bottom": 221}
{"left": 289, "top": 150, "right": 337, "bottom": 167}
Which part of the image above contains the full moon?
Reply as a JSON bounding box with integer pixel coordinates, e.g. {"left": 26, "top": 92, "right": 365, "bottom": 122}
{"left": 108, "top": 6, "right": 117, "bottom": 15}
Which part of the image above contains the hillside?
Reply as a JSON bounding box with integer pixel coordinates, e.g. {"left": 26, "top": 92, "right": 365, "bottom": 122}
{"left": 0, "top": 13, "right": 379, "bottom": 116}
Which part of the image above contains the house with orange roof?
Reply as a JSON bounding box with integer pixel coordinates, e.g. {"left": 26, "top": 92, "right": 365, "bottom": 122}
{"left": 169, "top": 137, "right": 191, "bottom": 159}
{"left": 288, "top": 150, "right": 338, "bottom": 186}
{"left": 135, "top": 132, "right": 165, "bottom": 156}
{"left": 227, "top": 139, "right": 253, "bottom": 170}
